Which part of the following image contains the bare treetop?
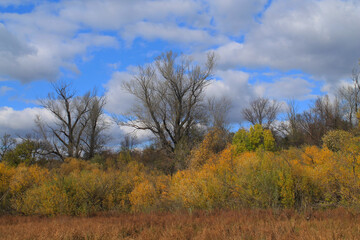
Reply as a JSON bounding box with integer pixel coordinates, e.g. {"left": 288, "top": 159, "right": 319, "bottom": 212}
{"left": 37, "top": 81, "right": 108, "bottom": 160}
{"left": 120, "top": 51, "right": 216, "bottom": 154}
{"left": 241, "top": 97, "right": 281, "bottom": 129}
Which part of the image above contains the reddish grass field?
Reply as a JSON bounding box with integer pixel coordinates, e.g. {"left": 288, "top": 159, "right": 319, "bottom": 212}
{"left": 0, "top": 209, "right": 359, "bottom": 240}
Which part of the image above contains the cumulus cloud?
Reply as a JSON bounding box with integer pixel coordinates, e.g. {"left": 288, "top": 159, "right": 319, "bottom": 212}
{"left": 0, "top": 106, "right": 54, "bottom": 136}
{"left": 121, "top": 22, "right": 227, "bottom": 48}
{"left": 207, "top": 0, "right": 268, "bottom": 35}
{"left": 0, "top": 105, "right": 152, "bottom": 147}
{"left": 0, "top": 23, "right": 53, "bottom": 81}
{"left": 100, "top": 114, "right": 154, "bottom": 147}
{"left": 59, "top": 0, "right": 201, "bottom": 30}
{"left": 104, "top": 71, "right": 137, "bottom": 115}
{"left": 0, "top": 6, "right": 117, "bottom": 82}
{"left": 114, "top": 123, "right": 154, "bottom": 146}
{"left": 0, "top": 0, "right": 271, "bottom": 82}
{"left": 2, "top": 0, "right": 358, "bottom": 85}
{"left": 2, "top": 0, "right": 359, "bottom": 134}
{"left": 215, "top": 0, "right": 360, "bottom": 83}
{"left": 60, "top": 0, "right": 229, "bottom": 48}
{"left": 0, "top": 23, "right": 34, "bottom": 56}
{"left": 204, "top": 70, "right": 320, "bottom": 123}
{"left": 103, "top": 70, "right": 155, "bottom": 143}
{"left": 254, "top": 77, "right": 316, "bottom": 100}
{"left": 0, "top": 30, "right": 117, "bottom": 82}
{"left": 205, "top": 70, "right": 256, "bottom": 123}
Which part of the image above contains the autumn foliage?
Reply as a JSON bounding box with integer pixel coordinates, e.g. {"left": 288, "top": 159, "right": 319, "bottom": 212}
{"left": 2, "top": 125, "right": 360, "bottom": 216}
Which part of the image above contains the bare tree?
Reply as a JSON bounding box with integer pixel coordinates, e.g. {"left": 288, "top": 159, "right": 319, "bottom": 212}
{"left": 120, "top": 134, "right": 138, "bottom": 152}
{"left": 277, "top": 100, "right": 305, "bottom": 147}
{"left": 0, "top": 133, "right": 16, "bottom": 161}
{"left": 207, "top": 96, "right": 232, "bottom": 130}
{"left": 82, "top": 95, "right": 109, "bottom": 159}
{"left": 37, "top": 82, "right": 108, "bottom": 160}
{"left": 337, "top": 66, "right": 360, "bottom": 127}
{"left": 352, "top": 66, "right": 360, "bottom": 114}
{"left": 338, "top": 85, "right": 358, "bottom": 126}
{"left": 296, "top": 95, "right": 348, "bottom": 146}
{"left": 242, "top": 97, "right": 281, "bottom": 129}
{"left": 120, "top": 51, "right": 215, "bottom": 154}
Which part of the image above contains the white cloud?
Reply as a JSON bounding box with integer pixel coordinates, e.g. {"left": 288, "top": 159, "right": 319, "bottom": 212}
{"left": 104, "top": 71, "right": 137, "bottom": 115}
{"left": 101, "top": 114, "right": 154, "bottom": 147}
{"left": 213, "top": 42, "right": 244, "bottom": 69}
{"left": 0, "top": 105, "right": 153, "bottom": 147}
{"left": 59, "top": 0, "right": 201, "bottom": 30}
{"left": 205, "top": 70, "right": 256, "bottom": 123}
{"left": 121, "top": 22, "right": 228, "bottom": 47}
{"left": 215, "top": 0, "right": 360, "bottom": 84}
{"left": 0, "top": 106, "right": 54, "bottom": 136}
{"left": 0, "top": 23, "right": 34, "bottom": 56}
{"left": 0, "top": 6, "right": 117, "bottom": 82}
{"left": 205, "top": 71, "right": 319, "bottom": 123}
{"left": 1, "top": 0, "right": 358, "bottom": 121}
{"left": 0, "top": 29, "right": 117, "bottom": 82}
{"left": 117, "top": 123, "right": 154, "bottom": 145}
{"left": 254, "top": 77, "right": 316, "bottom": 100}
{"left": 0, "top": 0, "right": 270, "bottom": 82}
{"left": 207, "top": 0, "right": 268, "bottom": 35}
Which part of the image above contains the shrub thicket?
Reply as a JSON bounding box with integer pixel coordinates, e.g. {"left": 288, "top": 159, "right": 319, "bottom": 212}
{"left": 1, "top": 128, "right": 360, "bottom": 216}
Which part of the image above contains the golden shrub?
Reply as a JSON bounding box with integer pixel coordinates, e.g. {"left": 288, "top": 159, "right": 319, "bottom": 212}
{"left": 129, "top": 180, "right": 157, "bottom": 212}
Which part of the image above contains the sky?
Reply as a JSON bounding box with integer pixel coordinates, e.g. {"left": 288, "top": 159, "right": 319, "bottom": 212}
{"left": 0, "top": 0, "right": 360, "bottom": 145}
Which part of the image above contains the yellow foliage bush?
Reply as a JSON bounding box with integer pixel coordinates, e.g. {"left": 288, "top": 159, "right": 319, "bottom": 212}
{"left": 4, "top": 132, "right": 360, "bottom": 215}
{"left": 0, "top": 163, "right": 15, "bottom": 211}
{"left": 9, "top": 164, "right": 49, "bottom": 195}
{"left": 189, "top": 128, "right": 230, "bottom": 169}
{"left": 18, "top": 178, "right": 67, "bottom": 215}
{"left": 9, "top": 164, "right": 49, "bottom": 213}
{"left": 59, "top": 157, "right": 100, "bottom": 175}
{"left": 0, "top": 163, "right": 14, "bottom": 195}
{"left": 129, "top": 180, "right": 157, "bottom": 212}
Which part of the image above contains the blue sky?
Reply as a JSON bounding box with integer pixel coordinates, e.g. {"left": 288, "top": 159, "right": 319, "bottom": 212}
{"left": 0, "top": 0, "right": 360, "bottom": 143}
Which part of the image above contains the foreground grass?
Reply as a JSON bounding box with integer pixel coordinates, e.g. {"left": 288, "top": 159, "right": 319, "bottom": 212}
{"left": 0, "top": 209, "right": 359, "bottom": 240}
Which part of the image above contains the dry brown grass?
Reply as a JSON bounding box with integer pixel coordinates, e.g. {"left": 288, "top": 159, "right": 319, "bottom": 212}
{"left": 0, "top": 208, "right": 360, "bottom": 240}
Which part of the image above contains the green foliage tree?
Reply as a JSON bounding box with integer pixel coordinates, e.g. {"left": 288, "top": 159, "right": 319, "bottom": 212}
{"left": 2, "top": 140, "right": 41, "bottom": 166}
{"left": 232, "top": 124, "right": 275, "bottom": 154}
{"left": 0, "top": 133, "right": 16, "bottom": 161}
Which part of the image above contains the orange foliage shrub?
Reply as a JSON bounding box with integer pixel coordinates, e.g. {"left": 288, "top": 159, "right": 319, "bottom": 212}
{"left": 189, "top": 128, "right": 230, "bottom": 169}
{"left": 59, "top": 157, "right": 100, "bottom": 175}
{"left": 4, "top": 129, "right": 360, "bottom": 216}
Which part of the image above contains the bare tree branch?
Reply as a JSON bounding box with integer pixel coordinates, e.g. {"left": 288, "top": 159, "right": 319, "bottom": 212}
{"left": 119, "top": 51, "right": 215, "bottom": 155}
{"left": 37, "top": 82, "right": 108, "bottom": 160}
{"left": 242, "top": 97, "right": 281, "bottom": 129}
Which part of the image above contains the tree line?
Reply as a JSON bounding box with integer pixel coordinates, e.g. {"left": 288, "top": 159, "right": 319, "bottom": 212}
{"left": 0, "top": 51, "right": 359, "bottom": 174}
{"left": 1, "top": 125, "right": 360, "bottom": 215}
